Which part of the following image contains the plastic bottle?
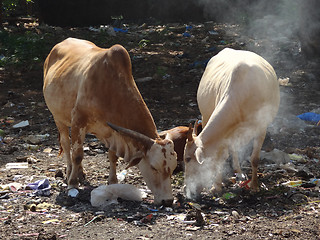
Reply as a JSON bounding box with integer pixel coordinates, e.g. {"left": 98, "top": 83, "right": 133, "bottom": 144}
{"left": 117, "top": 170, "right": 127, "bottom": 182}
{"left": 281, "top": 180, "right": 303, "bottom": 187}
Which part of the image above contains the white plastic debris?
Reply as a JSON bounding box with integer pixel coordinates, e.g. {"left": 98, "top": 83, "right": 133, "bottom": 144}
{"left": 117, "top": 170, "right": 127, "bottom": 182}
{"left": 25, "top": 134, "right": 50, "bottom": 144}
{"left": 13, "top": 120, "right": 29, "bottom": 128}
{"left": 260, "top": 149, "right": 290, "bottom": 165}
{"left": 5, "top": 162, "right": 28, "bottom": 169}
{"left": 90, "top": 184, "right": 142, "bottom": 207}
{"left": 68, "top": 188, "right": 79, "bottom": 198}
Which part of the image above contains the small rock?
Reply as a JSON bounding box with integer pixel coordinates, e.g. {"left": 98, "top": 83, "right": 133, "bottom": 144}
{"left": 232, "top": 210, "right": 240, "bottom": 219}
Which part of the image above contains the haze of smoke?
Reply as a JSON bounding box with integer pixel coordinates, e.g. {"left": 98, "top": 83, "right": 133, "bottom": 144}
{"left": 185, "top": 0, "right": 315, "bottom": 196}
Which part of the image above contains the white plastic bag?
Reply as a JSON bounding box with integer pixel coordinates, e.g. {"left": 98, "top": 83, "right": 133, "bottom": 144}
{"left": 90, "top": 184, "right": 142, "bottom": 207}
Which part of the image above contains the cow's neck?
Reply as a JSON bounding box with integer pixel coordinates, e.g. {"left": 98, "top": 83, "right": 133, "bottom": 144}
{"left": 102, "top": 131, "right": 145, "bottom": 163}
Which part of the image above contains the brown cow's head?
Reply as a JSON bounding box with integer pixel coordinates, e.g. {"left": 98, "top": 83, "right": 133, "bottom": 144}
{"left": 139, "top": 138, "right": 177, "bottom": 206}
{"left": 107, "top": 122, "right": 177, "bottom": 206}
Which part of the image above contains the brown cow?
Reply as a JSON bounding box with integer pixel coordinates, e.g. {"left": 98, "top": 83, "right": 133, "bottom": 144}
{"left": 159, "top": 122, "right": 202, "bottom": 172}
{"left": 43, "top": 38, "right": 177, "bottom": 206}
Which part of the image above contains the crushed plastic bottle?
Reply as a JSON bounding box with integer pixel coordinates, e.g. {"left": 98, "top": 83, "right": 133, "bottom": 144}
{"left": 117, "top": 169, "right": 127, "bottom": 182}
{"left": 281, "top": 180, "right": 303, "bottom": 187}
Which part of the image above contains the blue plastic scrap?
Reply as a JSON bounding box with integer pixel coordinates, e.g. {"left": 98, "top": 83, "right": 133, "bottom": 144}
{"left": 113, "top": 27, "right": 128, "bottom": 33}
{"left": 183, "top": 32, "right": 191, "bottom": 37}
{"left": 297, "top": 112, "right": 320, "bottom": 123}
{"left": 27, "top": 179, "right": 51, "bottom": 196}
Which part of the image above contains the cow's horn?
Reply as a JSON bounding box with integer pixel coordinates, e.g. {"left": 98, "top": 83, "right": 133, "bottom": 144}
{"left": 107, "top": 122, "right": 154, "bottom": 149}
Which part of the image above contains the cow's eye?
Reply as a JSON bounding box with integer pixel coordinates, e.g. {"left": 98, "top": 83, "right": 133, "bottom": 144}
{"left": 185, "top": 157, "right": 191, "bottom": 163}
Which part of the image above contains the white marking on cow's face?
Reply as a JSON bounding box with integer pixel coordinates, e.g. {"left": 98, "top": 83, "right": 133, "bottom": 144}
{"left": 138, "top": 139, "right": 177, "bottom": 205}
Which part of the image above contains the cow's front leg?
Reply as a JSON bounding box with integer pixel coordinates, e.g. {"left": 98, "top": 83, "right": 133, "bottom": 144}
{"left": 68, "top": 125, "right": 86, "bottom": 189}
{"left": 108, "top": 150, "right": 118, "bottom": 184}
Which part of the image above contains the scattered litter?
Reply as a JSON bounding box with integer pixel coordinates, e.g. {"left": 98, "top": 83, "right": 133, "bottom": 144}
{"left": 68, "top": 188, "right": 79, "bottom": 198}
{"left": 12, "top": 120, "right": 29, "bottom": 128}
{"left": 260, "top": 149, "right": 290, "bottom": 165}
{"left": 3, "top": 102, "right": 15, "bottom": 108}
{"left": 22, "top": 143, "right": 39, "bottom": 151}
{"left": 278, "top": 77, "right": 290, "bottom": 86}
{"left": 113, "top": 27, "right": 128, "bottom": 33}
{"left": 209, "top": 30, "right": 219, "bottom": 35}
{"left": 282, "top": 180, "right": 303, "bottom": 187}
{"left": 43, "top": 147, "right": 52, "bottom": 153}
{"left": 289, "top": 153, "right": 306, "bottom": 163}
{"left": 5, "top": 162, "right": 28, "bottom": 169}
{"left": 117, "top": 170, "right": 127, "bottom": 182}
{"left": 24, "top": 134, "right": 49, "bottom": 144}
{"left": 140, "top": 214, "right": 153, "bottom": 223}
{"left": 42, "top": 219, "right": 60, "bottom": 224}
{"left": 297, "top": 112, "right": 320, "bottom": 123}
{"left": 280, "top": 162, "right": 298, "bottom": 172}
{"left": 239, "top": 179, "right": 251, "bottom": 189}
{"left": 0, "top": 182, "right": 23, "bottom": 192}
{"left": 26, "top": 179, "right": 51, "bottom": 196}
{"left": 222, "top": 192, "right": 237, "bottom": 200}
{"left": 166, "top": 213, "right": 182, "bottom": 220}
{"left": 14, "top": 233, "right": 40, "bottom": 237}
{"left": 84, "top": 215, "right": 104, "bottom": 226}
{"left": 186, "top": 226, "right": 201, "bottom": 231}
{"left": 91, "top": 184, "right": 142, "bottom": 207}
{"left": 183, "top": 32, "right": 191, "bottom": 37}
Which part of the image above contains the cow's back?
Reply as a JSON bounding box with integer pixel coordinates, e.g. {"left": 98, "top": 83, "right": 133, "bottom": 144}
{"left": 43, "top": 38, "right": 157, "bottom": 138}
{"left": 197, "top": 48, "right": 279, "bottom": 145}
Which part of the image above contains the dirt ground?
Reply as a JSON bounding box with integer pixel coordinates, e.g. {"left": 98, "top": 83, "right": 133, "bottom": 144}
{"left": 0, "top": 21, "right": 320, "bottom": 240}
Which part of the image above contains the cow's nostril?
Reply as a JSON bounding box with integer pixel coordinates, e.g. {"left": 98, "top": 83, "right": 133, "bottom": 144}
{"left": 161, "top": 199, "right": 173, "bottom": 207}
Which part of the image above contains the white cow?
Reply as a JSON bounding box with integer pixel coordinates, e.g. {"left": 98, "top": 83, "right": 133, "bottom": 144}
{"left": 184, "top": 48, "right": 280, "bottom": 199}
{"left": 43, "top": 38, "right": 177, "bottom": 206}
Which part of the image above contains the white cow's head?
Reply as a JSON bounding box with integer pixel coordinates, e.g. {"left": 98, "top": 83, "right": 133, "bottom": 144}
{"left": 108, "top": 123, "right": 177, "bottom": 206}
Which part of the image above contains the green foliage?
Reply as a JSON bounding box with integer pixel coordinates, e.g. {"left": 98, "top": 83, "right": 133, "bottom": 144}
{"left": 3, "top": 0, "right": 19, "bottom": 17}
{"left": 0, "top": 30, "right": 51, "bottom": 69}
{"left": 2, "top": 0, "right": 33, "bottom": 17}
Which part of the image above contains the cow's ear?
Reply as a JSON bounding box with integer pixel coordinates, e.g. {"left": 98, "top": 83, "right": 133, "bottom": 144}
{"left": 194, "top": 120, "right": 202, "bottom": 136}
{"left": 126, "top": 157, "right": 142, "bottom": 169}
{"left": 187, "top": 123, "right": 193, "bottom": 141}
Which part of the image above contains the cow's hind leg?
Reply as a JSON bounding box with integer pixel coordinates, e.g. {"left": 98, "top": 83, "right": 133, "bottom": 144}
{"left": 68, "top": 122, "right": 86, "bottom": 189}
{"left": 250, "top": 130, "right": 266, "bottom": 191}
{"left": 108, "top": 150, "right": 118, "bottom": 184}
{"left": 55, "top": 121, "right": 71, "bottom": 179}
{"left": 230, "top": 148, "right": 242, "bottom": 174}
